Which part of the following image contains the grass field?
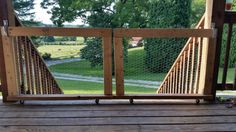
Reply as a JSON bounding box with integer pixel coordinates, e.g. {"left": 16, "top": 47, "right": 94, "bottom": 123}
{"left": 50, "top": 47, "right": 166, "bottom": 81}
{"left": 58, "top": 79, "right": 156, "bottom": 94}
{"left": 38, "top": 45, "right": 85, "bottom": 60}
{"left": 218, "top": 68, "right": 235, "bottom": 82}
{"left": 38, "top": 44, "right": 235, "bottom": 94}
{"left": 49, "top": 46, "right": 235, "bottom": 82}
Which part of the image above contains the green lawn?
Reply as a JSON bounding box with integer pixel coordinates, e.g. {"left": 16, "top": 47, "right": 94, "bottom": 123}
{"left": 50, "top": 46, "right": 235, "bottom": 82}
{"left": 218, "top": 68, "right": 235, "bottom": 83}
{"left": 50, "top": 47, "right": 166, "bottom": 81}
{"left": 50, "top": 60, "right": 104, "bottom": 77}
{"left": 38, "top": 45, "right": 85, "bottom": 60}
{"left": 124, "top": 47, "right": 166, "bottom": 81}
{"left": 58, "top": 79, "right": 156, "bottom": 94}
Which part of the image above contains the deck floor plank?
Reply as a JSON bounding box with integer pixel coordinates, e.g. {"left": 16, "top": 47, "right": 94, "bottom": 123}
{"left": 0, "top": 100, "right": 236, "bottom": 131}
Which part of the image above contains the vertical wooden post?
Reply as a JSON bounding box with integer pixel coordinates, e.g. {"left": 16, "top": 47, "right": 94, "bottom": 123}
{"left": 222, "top": 23, "right": 233, "bottom": 89}
{"left": 0, "top": 0, "right": 6, "bottom": 101}
{"left": 0, "top": 0, "right": 19, "bottom": 102}
{"left": 199, "top": 0, "right": 225, "bottom": 101}
{"left": 103, "top": 33, "right": 113, "bottom": 95}
{"left": 1, "top": 30, "right": 19, "bottom": 97}
{"left": 114, "top": 37, "right": 124, "bottom": 96}
{"left": 198, "top": 0, "right": 213, "bottom": 94}
{"left": 210, "top": 0, "right": 225, "bottom": 98}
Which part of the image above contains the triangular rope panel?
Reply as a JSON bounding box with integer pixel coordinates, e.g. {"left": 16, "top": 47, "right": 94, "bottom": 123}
{"left": 157, "top": 15, "right": 205, "bottom": 94}
{"left": 14, "top": 16, "right": 63, "bottom": 95}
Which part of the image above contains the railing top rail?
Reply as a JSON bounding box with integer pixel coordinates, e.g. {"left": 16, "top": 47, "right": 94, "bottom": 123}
{"left": 114, "top": 28, "right": 215, "bottom": 38}
{"left": 7, "top": 27, "right": 112, "bottom": 37}
{"left": 6, "top": 27, "right": 215, "bottom": 38}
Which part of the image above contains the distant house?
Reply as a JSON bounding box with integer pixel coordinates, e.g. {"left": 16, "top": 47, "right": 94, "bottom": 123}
{"left": 130, "top": 37, "right": 143, "bottom": 47}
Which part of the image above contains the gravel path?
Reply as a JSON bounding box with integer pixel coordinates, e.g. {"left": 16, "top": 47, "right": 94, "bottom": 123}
{"left": 53, "top": 72, "right": 161, "bottom": 88}
{"left": 46, "top": 58, "right": 82, "bottom": 66}
{"left": 46, "top": 58, "right": 161, "bottom": 88}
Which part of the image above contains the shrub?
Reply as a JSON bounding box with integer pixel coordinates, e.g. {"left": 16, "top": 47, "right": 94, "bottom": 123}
{"left": 41, "top": 52, "right": 52, "bottom": 60}
{"left": 43, "top": 36, "right": 55, "bottom": 42}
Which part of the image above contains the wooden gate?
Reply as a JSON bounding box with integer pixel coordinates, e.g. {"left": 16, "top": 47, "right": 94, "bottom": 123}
{"left": 0, "top": 0, "right": 221, "bottom": 103}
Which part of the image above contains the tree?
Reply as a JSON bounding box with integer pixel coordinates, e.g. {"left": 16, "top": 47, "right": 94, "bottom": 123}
{"left": 145, "top": 0, "right": 191, "bottom": 73}
{"left": 13, "top": 0, "right": 36, "bottom": 25}
{"left": 41, "top": 0, "right": 149, "bottom": 68}
{"left": 80, "top": 38, "right": 103, "bottom": 67}
{"left": 190, "top": 0, "right": 205, "bottom": 27}
{"left": 43, "top": 36, "right": 55, "bottom": 42}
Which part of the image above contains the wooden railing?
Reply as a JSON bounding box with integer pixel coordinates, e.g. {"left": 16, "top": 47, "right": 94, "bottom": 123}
{"left": 113, "top": 15, "right": 215, "bottom": 99}
{"left": 158, "top": 16, "right": 206, "bottom": 94}
{"left": 4, "top": 26, "right": 113, "bottom": 99}
{"left": 15, "top": 36, "right": 63, "bottom": 94}
{"left": 217, "top": 11, "right": 236, "bottom": 90}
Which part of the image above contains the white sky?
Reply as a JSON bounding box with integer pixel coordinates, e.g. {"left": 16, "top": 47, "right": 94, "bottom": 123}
{"left": 34, "top": 0, "right": 83, "bottom": 25}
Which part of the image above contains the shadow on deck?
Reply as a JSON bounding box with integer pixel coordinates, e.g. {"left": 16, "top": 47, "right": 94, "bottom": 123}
{"left": 0, "top": 99, "right": 236, "bottom": 132}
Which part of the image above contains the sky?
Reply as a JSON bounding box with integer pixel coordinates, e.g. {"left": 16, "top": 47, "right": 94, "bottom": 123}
{"left": 34, "top": 0, "right": 83, "bottom": 25}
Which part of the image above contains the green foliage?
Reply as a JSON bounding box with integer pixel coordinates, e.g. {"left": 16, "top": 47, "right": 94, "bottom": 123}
{"left": 41, "top": 52, "right": 52, "bottom": 60}
{"left": 13, "top": 0, "right": 35, "bottom": 20}
{"left": 145, "top": 0, "right": 191, "bottom": 73}
{"left": 233, "top": 0, "right": 236, "bottom": 10}
{"left": 43, "top": 36, "right": 55, "bottom": 42}
{"left": 80, "top": 38, "right": 103, "bottom": 67}
{"left": 191, "top": 0, "right": 205, "bottom": 27}
{"left": 40, "top": 0, "right": 149, "bottom": 68}
{"left": 220, "top": 25, "right": 236, "bottom": 68}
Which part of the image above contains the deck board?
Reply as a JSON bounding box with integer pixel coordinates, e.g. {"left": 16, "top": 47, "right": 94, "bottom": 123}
{"left": 0, "top": 99, "right": 236, "bottom": 131}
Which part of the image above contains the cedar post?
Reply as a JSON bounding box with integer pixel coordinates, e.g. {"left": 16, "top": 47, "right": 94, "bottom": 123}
{"left": 103, "top": 30, "right": 113, "bottom": 95}
{"left": 198, "top": 0, "right": 225, "bottom": 101}
{"left": 0, "top": 0, "right": 19, "bottom": 102}
{"left": 114, "top": 37, "right": 124, "bottom": 96}
{"left": 210, "top": 0, "right": 226, "bottom": 99}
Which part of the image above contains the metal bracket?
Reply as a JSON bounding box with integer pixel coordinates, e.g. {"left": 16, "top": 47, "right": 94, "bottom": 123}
{"left": 211, "top": 23, "right": 217, "bottom": 38}
{"left": 3, "top": 20, "right": 9, "bottom": 36}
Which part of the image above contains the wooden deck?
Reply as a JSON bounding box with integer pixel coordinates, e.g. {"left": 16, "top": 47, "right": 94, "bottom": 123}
{"left": 0, "top": 99, "right": 236, "bottom": 132}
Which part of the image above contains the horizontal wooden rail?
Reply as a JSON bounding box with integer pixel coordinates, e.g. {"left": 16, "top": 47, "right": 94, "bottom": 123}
{"left": 8, "top": 27, "right": 215, "bottom": 38}
{"left": 224, "top": 11, "right": 236, "bottom": 24}
{"left": 217, "top": 83, "right": 234, "bottom": 90}
{"left": 7, "top": 94, "right": 213, "bottom": 101}
{"left": 8, "top": 27, "right": 112, "bottom": 37}
{"left": 114, "top": 28, "right": 214, "bottom": 38}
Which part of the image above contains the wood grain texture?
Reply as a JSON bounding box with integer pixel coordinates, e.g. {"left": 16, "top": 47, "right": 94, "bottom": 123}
{"left": 102, "top": 36, "right": 113, "bottom": 95}
{"left": 114, "top": 37, "right": 124, "bottom": 96}
{"left": 8, "top": 27, "right": 112, "bottom": 37}
{"left": 0, "top": 100, "right": 236, "bottom": 131}
{"left": 114, "top": 28, "right": 214, "bottom": 38}
{"left": 0, "top": 124, "right": 236, "bottom": 132}
{"left": 6, "top": 94, "right": 213, "bottom": 101}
